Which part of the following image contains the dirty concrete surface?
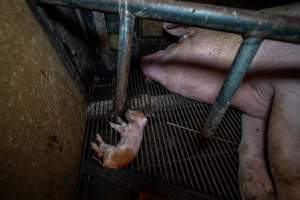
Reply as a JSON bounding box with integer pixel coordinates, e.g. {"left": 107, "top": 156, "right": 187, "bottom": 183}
{"left": 0, "top": 1, "right": 87, "bottom": 199}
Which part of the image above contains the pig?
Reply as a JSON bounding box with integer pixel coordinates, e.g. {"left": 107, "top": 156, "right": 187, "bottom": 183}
{"left": 91, "top": 110, "right": 147, "bottom": 169}
{"left": 142, "top": 4, "right": 300, "bottom": 199}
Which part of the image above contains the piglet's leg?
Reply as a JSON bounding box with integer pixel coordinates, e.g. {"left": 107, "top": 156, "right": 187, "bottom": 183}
{"left": 91, "top": 145, "right": 102, "bottom": 159}
{"left": 96, "top": 133, "right": 104, "bottom": 144}
{"left": 95, "top": 134, "right": 114, "bottom": 152}
{"left": 109, "top": 121, "right": 127, "bottom": 136}
{"left": 91, "top": 142, "right": 103, "bottom": 156}
{"left": 117, "top": 116, "right": 127, "bottom": 127}
{"left": 91, "top": 133, "right": 106, "bottom": 157}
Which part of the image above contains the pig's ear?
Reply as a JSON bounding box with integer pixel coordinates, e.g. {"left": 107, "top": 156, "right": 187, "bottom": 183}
{"left": 163, "top": 22, "right": 188, "bottom": 37}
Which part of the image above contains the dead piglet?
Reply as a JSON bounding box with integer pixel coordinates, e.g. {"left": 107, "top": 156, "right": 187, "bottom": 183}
{"left": 91, "top": 110, "right": 147, "bottom": 169}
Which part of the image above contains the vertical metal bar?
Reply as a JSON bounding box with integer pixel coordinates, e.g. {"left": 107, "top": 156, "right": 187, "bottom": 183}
{"left": 75, "top": 9, "right": 90, "bottom": 40}
{"left": 115, "top": 4, "right": 135, "bottom": 113}
{"left": 202, "top": 36, "right": 263, "bottom": 137}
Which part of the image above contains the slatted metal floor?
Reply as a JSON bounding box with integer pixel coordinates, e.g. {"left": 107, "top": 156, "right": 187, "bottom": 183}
{"left": 84, "top": 69, "right": 242, "bottom": 199}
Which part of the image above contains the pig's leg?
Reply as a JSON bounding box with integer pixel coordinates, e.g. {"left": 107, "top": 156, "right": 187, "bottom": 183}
{"left": 268, "top": 83, "right": 300, "bottom": 200}
{"left": 239, "top": 114, "right": 275, "bottom": 200}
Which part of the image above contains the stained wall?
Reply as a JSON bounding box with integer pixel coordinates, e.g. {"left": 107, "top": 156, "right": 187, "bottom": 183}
{"left": 0, "top": 1, "right": 87, "bottom": 199}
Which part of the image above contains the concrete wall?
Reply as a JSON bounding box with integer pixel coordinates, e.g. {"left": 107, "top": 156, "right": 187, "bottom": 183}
{"left": 0, "top": 1, "right": 87, "bottom": 199}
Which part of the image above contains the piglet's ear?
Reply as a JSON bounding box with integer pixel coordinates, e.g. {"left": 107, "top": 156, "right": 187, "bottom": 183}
{"left": 163, "top": 22, "right": 188, "bottom": 37}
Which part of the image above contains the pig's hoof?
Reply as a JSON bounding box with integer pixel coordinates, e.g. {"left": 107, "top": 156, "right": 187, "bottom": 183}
{"left": 239, "top": 159, "right": 275, "bottom": 200}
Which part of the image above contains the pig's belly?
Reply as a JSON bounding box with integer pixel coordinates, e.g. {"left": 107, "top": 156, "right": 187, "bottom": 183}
{"left": 142, "top": 62, "right": 271, "bottom": 119}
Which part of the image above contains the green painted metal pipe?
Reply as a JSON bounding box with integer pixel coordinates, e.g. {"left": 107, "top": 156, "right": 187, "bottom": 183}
{"left": 114, "top": 6, "right": 135, "bottom": 113}
{"left": 37, "top": 0, "right": 300, "bottom": 43}
{"left": 202, "top": 36, "right": 263, "bottom": 137}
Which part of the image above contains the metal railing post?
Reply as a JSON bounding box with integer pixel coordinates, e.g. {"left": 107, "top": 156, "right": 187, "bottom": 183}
{"left": 114, "top": 2, "right": 135, "bottom": 113}
{"left": 202, "top": 36, "right": 263, "bottom": 137}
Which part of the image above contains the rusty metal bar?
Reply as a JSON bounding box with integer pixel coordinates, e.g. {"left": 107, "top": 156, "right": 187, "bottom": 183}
{"left": 37, "top": 0, "right": 300, "bottom": 43}
{"left": 202, "top": 36, "right": 263, "bottom": 137}
{"left": 114, "top": 4, "right": 135, "bottom": 113}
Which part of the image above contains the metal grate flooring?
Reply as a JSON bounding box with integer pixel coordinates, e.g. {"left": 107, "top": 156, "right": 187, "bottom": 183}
{"left": 85, "top": 69, "right": 242, "bottom": 200}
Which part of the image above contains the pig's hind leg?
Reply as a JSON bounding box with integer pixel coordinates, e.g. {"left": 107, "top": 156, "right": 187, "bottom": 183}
{"left": 268, "top": 84, "right": 300, "bottom": 200}
{"left": 239, "top": 114, "right": 275, "bottom": 200}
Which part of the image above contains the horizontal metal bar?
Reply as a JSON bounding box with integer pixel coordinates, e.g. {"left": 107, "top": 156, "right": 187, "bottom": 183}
{"left": 38, "top": 0, "right": 300, "bottom": 43}
{"left": 115, "top": 7, "right": 135, "bottom": 113}
{"left": 202, "top": 36, "right": 263, "bottom": 137}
